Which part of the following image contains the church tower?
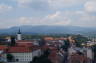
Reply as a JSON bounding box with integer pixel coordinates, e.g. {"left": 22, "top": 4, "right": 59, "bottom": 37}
{"left": 17, "top": 28, "right": 22, "bottom": 40}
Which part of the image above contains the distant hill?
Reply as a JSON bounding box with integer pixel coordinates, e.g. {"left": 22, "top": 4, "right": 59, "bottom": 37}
{"left": 0, "top": 25, "right": 96, "bottom": 35}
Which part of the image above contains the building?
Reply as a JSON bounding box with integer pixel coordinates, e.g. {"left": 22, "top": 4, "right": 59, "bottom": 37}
{"left": 68, "top": 53, "right": 87, "bottom": 63}
{"left": 16, "top": 40, "right": 33, "bottom": 47}
{"left": 0, "top": 42, "right": 42, "bottom": 63}
{"left": 0, "top": 45, "right": 8, "bottom": 62}
{"left": 16, "top": 40, "right": 40, "bottom": 46}
{"left": 3, "top": 46, "right": 42, "bottom": 63}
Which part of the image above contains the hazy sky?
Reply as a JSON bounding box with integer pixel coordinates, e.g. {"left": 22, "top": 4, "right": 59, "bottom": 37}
{"left": 0, "top": 0, "right": 96, "bottom": 28}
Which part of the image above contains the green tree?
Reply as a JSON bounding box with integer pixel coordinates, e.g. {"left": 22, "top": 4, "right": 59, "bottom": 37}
{"left": 61, "top": 39, "right": 70, "bottom": 51}
{"left": 7, "top": 54, "right": 14, "bottom": 62}
{"left": 73, "top": 35, "right": 88, "bottom": 47}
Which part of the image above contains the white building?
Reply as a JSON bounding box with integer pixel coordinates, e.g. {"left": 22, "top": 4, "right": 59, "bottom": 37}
{"left": 87, "top": 48, "right": 93, "bottom": 60}
{"left": 68, "top": 47, "right": 77, "bottom": 55}
{"left": 0, "top": 51, "right": 6, "bottom": 62}
{"left": 3, "top": 46, "right": 42, "bottom": 63}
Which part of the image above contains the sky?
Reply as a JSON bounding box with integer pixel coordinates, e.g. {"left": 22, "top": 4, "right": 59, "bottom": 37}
{"left": 0, "top": 0, "right": 96, "bottom": 28}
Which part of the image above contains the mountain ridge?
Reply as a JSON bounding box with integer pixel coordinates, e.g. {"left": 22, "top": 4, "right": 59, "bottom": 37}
{"left": 0, "top": 25, "right": 95, "bottom": 35}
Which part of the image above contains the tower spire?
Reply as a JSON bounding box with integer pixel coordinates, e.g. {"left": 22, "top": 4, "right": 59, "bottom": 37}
{"left": 17, "top": 28, "right": 22, "bottom": 40}
{"left": 18, "top": 28, "right": 21, "bottom": 34}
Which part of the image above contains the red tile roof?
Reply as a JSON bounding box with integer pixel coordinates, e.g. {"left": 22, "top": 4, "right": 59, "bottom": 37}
{"left": 7, "top": 46, "right": 32, "bottom": 53}
{"left": 44, "top": 37, "right": 54, "bottom": 40}
{"left": 42, "top": 45, "right": 58, "bottom": 51}
{"left": 16, "top": 40, "right": 35, "bottom": 47}
{"left": 0, "top": 45, "right": 7, "bottom": 50}
{"left": 7, "top": 45, "right": 41, "bottom": 53}
{"left": 17, "top": 40, "right": 33, "bottom": 42}
{"left": 16, "top": 42, "right": 33, "bottom": 47}
{"left": 48, "top": 50, "right": 60, "bottom": 63}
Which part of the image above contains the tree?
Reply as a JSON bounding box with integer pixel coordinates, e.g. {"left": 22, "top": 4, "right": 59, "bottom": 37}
{"left": 73, "top": 35, "right": 88, "bottom": 47}
{"left": 61, "top": 39, "right": 70, "bottom": 52}
{"left": 7, "top": 54, "right": 14, "bottom": 62}
{"left": 10, "top": 36, "right": 16, "bottom": 46}
{"left": 39, "top": 38, "right": 46, "bottom": 46}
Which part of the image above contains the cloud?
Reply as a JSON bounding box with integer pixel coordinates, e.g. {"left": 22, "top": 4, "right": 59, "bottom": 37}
{"left": 18, "top": 17, "right": 42, "bottom": 25}
{"left": 43, "top": 11, "right": 71, "bottom": 25}
{"left": 76, "top": 14, "right": 96, "bottom": 27}
{"left": 1, "top": 0, "right": 96, "bottom": 28}
{"left": 0, "top": 4, "right": 13, "bottom": 13}
{"left": 0, "top": 18, "right": 18, "bottom": 29}
{"left": 16, "top": 11, "right": 71, "bottom": 26}
{"left": 46, "top": 10, "right": 96, "bottom": 27}
{"left": 19, "top": 17, "right": 32, "bottom": 24}
{"left": 46, "top": 11, "right": 61, "bottom": 19}
{"left": 17, "top": 10, "right": 95, "bottom": 27}
{"left": 14, "top": 0, "right": 32, "bottom": 7}
{"left": 84, "top": 0, "right": 96, "bottom": 12}
{"left": 13, "top": 0, "right": 49, "bottom": 10}
{"left": 13, "top": 0, "right": 87, "bottom": 11}
{"left": 1, "top": 10, "right": 96, "bottom": 28}
{"left": 63, "top": 10, "right": 96, "bottom": 27}
{"left": 48, "top": 0, "right": 87, "bottom": 10}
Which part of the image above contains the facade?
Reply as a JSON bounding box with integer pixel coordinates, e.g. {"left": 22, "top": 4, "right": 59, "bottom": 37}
{"left": 3, "top": 48, "right": 42, "bottom": 62}
{"left": 0, "top": 45, "right": 8, "bottom": 62}
{"left": 0, "top": 45, "right": 42, "bottom": 63}
{"left": 0, "top": 51, "right": 6, "bottom": 62}
{"left": 6, "top": 53, "right": 32, "bottom": 62}
{"left": 87, "top": 48, "right": 93, "bottom": 60}
{"left": 3, "top": 52, "right": 33, "bottom": 62}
